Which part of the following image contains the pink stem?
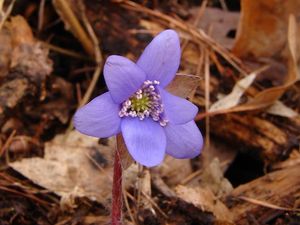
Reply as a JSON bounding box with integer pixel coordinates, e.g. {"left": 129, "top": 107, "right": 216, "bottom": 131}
{"left": 111, "top": 147, "right": 122, "bottom": 225}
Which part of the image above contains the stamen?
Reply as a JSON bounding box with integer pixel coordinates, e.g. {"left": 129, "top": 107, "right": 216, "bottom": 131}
{"left": 119, "top": 80, "right": 167, "bottom": 126}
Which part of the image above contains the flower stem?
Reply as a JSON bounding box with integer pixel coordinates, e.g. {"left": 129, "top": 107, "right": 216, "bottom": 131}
{"left": 112, "top": 143, "right": 123, "bottom": 225}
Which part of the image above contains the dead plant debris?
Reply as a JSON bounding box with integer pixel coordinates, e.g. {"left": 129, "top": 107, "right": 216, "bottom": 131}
{"left": 0, "top": 1, "right": 299, "bottom": 224}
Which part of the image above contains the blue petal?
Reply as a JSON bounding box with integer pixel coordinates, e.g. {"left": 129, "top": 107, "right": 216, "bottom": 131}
{"left": 137, "top": 30, "right": 181, "bottom": 87}
{"left": 121, "top": 118, "right": 166, "bottom": 167}
{"left": 73, "top": 92, "right": 121, "bottom": 138}
{"left": 159, "top": 88, "right": 198, "bottom": 124}
{"left": 165, "top": 121, "right": 203, "bottom": 159}
{"left": 104, "top": 55, "right": 147, "bottom": 103}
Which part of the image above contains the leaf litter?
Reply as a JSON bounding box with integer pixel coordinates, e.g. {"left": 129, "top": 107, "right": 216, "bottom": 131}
{"left": 10, "top": 130, "right": 139, "bottom": 208}
{"left": 1, "top": 1, "right": 300, "bottom": 224}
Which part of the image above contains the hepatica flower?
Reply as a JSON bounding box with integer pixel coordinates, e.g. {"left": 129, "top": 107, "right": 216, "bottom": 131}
{"left": 74, "top": 30, "right": 203, "bottom": 167}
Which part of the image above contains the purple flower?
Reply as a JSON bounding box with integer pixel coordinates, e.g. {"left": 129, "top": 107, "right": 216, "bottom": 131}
{"left": 74, "top": 30, "right": 203, "bottom": 167}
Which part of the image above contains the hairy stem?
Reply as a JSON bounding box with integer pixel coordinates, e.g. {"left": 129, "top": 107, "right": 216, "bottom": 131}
{"left": 111, "top": 142, "right": 123, "bottom": 225}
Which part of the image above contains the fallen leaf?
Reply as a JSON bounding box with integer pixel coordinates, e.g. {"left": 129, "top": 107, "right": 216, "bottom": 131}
{"left": 197, "top": 15, "right": 299, "bottom": 119}
{"left": 190, "top": 7, "right": 240, "bottom": 48}
{"left": 175, "top": 185, "right": 233, "bottom": 222}
{"left": 153, "top": 156, "right": 193, "bottom": 187}
{"left": 199, "top": 158, "right": 233, "bottom": 197}
{"left": 166, "top": 74, "right": 200, "bottom": 99}
{"left": 230, "top": 15, "right": 299, "bottom": 112}
{"left": 175, "top": 158, "right": 233, "bottom": 221}
{"left": 0, "top": 23, "right": 12, "bottom": 78}
{"left": 173, "top": 158, "right": 234, "bottom": 222}
{"left": 267, "top": 101, "right": 298, "bottom": 118}
{"left": 201, "top": 138, "right": 238, "bottom": 173}
{"left": 232, "top": 0, "right": 300, "bottom": 60}
{"left": 9, "top": 130, "right": 140, "bottom": 208}
{"left": 209, "top": 71, "right": 257, "bottom": 112}
{"left": 10, "top": 131, "right": 114, "bottom": 205}
{"left": 8, "top": 16, "right": 52, "bottom": 78}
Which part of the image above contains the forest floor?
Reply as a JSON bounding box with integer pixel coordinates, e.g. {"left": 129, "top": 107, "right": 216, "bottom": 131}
{"left": 0, "top": 0, "right": 300, "bottom": 224}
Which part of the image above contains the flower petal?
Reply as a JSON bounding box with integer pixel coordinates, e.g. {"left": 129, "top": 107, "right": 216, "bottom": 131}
{"left": 121, "top": 118, "right": 166, "bottom": 167}
{"left": 104, "top": 55, "right": 147, "bottom": 103}
{"left": 159, "top": 88, "right": 198, "bottom": 124}
{"left": 74, "top": 92, "right": 121, "bottom": 138}
{"left": 165, "top": 121, "right": 203, "bottom": 159}
{"left": 137, "top": 30, "right": 181, "bottom": 87}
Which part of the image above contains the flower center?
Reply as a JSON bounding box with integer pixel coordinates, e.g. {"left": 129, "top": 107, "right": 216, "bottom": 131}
{"left": 131, "top": 95, "right": 150, "bottom": 112}
{"left": 119, "top": 80, "right": 168, "bottom": 126}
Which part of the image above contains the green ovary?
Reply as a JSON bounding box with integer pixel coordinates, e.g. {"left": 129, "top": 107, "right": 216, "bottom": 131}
{"left": 130, "top": 95, "right": 150, "bottom": 112}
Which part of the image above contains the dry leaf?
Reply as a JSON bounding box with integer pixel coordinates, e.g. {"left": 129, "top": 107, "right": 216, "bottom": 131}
{"left": 198, "top": 15, "right": 299, "bottom": 118}
{"left": 10, "top": 131, "right": 114, "bottom": 205}
{"left": 0, "top": 16, "right": 52, "bottom": 80}
{"left": 232, "top": 0, "right": 300, "bottom": 60}
{"left": 166, "top": 74, "right": 200, "bottom": 99}
{"left": 172, "top": 159, "right": 234, "bottom": 222}
{"left": 8, "top": 16, "right": 52, "bottom": 78}
{"left": 267, "top": 101, "right": 298, "bottom": 118}
{"left": 199, "top": 158, "right": 233, "bottom": 197}
{"left": 230, "top": 15, "right": 299, "bottom": 111}
{"left": 209, "top": 71, "right": 257, "bottom": 112}
{"left": 9, "top": 130, "right": 139, "bottom": 208}
{"left": 191, "top": 7, "right": 240, "bottom": 48}
{"left": 0, "top": 23, "right": 12, "bottom": 78}
{"left": 175, "top": 185, "right": 233, "bottom": 222}
{"left": 201, "top": 139, "right": 238, "bottom": 173}
{"left": 153, "top": 156, "right": 193, "bottom": 187}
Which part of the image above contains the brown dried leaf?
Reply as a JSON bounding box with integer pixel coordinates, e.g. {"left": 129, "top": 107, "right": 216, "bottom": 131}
{"left": 0, "top": 25, "right": 12, "bottom": 78}
{"left": 175, "top": 185, "right": 233, "bottom": 222}
{"left": 232, "top": 0, "right": 300, "bottom": 60}
{"left": 267, "top": 101, "right": 298, "bottom": 118}
{"left": 10, "top": 131, "right": 114, "bottom": 205}
{"left": 166, "top": 74, "right": 200, "bottom": 99}
{"left": 201, "top": 139, "right": 238, "bottom": 174}
{"left": 0, "top": 79, "right": 28, "bottom": 111}
{"left": 8, "top": 16, "right": 35, "bottom": 46}
{"left": 173, "top": 158, "right": 234, "bottom": 222}
{"left": 190, "top": 7, "right": 240, "bottom": 48}
{"left": 199, "top": 158, "right": 233, "bottom": 197}
{"left": 199, "top": 15, "right": 299, "bottom": 118}
{"left": 153, "top": 156, "right": 193, "bottom": 187}
{"left": 9, "top": 130, "right": 139, "bottom": 207}
{"left": 8, "top": 16, "right": 52, "bottom": 78}
{"left": 230, "top": 15, "right": 299, "bottom": 111}
{"left": 209, "top": 71, "right": 257, "bottom": 112}
{"left": 0, "top": 16, "right": 52, "bottom": 80}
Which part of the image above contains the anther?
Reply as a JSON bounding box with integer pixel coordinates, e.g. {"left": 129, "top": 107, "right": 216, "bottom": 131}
{"left": 119, "top": 80, "right": 168, "bottom": 126}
